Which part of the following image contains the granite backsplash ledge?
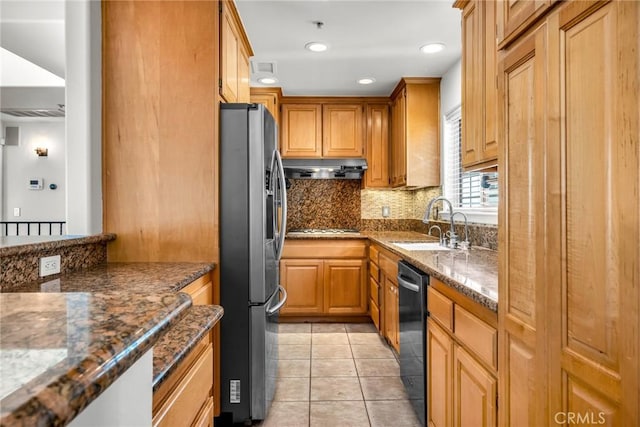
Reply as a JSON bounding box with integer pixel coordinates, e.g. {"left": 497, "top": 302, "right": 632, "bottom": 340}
{"left": 0, "top": 234, "right": 116, "bottom": 289}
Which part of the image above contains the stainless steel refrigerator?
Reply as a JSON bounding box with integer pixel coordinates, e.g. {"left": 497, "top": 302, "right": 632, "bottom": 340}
{"left": 219, "top": 103, "right": 288, "bottom": 424}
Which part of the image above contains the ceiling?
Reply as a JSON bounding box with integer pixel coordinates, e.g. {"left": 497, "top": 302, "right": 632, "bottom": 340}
{"left": 235, "top": 0, "right": 461, "bottom": 96}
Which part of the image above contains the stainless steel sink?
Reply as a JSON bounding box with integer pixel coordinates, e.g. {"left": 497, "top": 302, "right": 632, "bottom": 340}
{"left": 391, "top": 242, "right": 452, "bottom": 251}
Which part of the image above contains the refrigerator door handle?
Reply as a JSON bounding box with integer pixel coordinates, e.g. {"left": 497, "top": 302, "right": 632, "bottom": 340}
{"left": 398, "top": 275, "right": 420, "bottom": 293}
{"left": 266, "top": 285, "right": 288, "bottom": 315}
{"left": 274, "top": 150, "right": 287, "bottom": 261}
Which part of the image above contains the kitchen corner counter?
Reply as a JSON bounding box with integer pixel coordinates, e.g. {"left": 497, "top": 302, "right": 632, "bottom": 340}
{"left": 0, "top": 291, "right": 191, "bottom": 427}
{"left": 364, "top": 231, "right": 498, "bottom": 312}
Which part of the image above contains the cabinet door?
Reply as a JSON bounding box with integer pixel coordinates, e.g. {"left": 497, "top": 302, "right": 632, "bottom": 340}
{"left": 280, "top": 104, "right": 323, "bottom": 157}
{"left": 427, "top": 319, "right": 453, "bottom": 427}
{"left": 364, "top": 104, "right": 390, "bottom": 188}
{"left": 383, "top": 277, "right": 399, "bottom": 351}
{"left": 322, "top": 104, "right": 364, "bottom": 158}
{"left": 461, "top": 0, "right": 482, "bottom": 167}
{"left": 500, "top": 0, "right": 554, "bottom": 44}
{"left": 453, "top": 346, "right": 497, "bottom": 427}
{"left": 482, "top": 0, "right": 498, "bottom": 163}
{"left": 391, "top": 91, "right": 406, "bottom": 187}
{"left": 237, "top": 43, "right": 250, "bottom": 103}
{"left": 323, "top": 259, "right": 367, "bottom": 315}
{"left": 220, "top": 2, "right": 239, "bottom": 103}
{"left": 499, "top": 20, "right": 548, "bottom": 427}
{"left": 392, "top": 285, "right": 399, "bottom": 350}
{"left": 280, "top": 259, "right": 324, "bottom": 315}
{"left": 250, "top": 93, "right": 278, "bottom": 123}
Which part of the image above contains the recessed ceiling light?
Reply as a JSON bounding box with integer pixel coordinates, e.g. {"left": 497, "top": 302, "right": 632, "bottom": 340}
{"left": 258, "top": 77, "right": 278, "bottom": 84}
{"left": 357, "top": 78, "right": 376, "bottom": 85}
{"left": 305, "top": 42, "right": 328, "bottom": 52}
{"left": 420, "top": 43, "right": 446, "bottom": 54}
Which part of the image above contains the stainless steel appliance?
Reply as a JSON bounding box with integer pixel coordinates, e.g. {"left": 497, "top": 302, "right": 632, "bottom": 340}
{"left": 398, "top": 261, "right": 429, "bottom": 426}
{"left": 219, "top": 103, "right": 288, "bottom": 424}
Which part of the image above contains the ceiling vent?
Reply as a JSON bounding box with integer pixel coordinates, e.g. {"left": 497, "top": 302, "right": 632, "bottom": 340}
{"left": 1, "top": 104, "right": 65, "bottom": 118}
{"left": 251, "top": 60, "right": 277, "bottom": 75}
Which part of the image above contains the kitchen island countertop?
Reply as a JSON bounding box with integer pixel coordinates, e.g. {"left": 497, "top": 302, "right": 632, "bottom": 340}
{"left": 0, "top": 262, "right": 219, "bottom": 427}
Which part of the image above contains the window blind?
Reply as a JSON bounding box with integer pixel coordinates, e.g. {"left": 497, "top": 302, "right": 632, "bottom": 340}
{"left": 443, "top": 107, "right": 498, "bottom": 209}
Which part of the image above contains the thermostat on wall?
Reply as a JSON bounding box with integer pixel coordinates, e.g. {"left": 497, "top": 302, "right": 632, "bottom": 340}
{"left": 28, "top": 178, "right": 44, "bottom": 190}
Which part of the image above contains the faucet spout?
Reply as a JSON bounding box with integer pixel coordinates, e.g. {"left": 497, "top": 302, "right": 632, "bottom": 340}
{"left": 423, "top": 196, "right": 456, "bottom": 241}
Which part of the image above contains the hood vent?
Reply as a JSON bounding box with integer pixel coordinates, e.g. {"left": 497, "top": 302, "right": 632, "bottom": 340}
{"left": 282, "top": 158, "right": 367, "bottom": 179}
{"left": 1, "top": 104, "right": 65, "bottom": 118}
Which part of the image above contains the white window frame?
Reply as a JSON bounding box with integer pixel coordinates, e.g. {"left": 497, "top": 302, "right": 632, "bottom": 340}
{"left": 441, "top": 106, "right": 498, "bottom": 225}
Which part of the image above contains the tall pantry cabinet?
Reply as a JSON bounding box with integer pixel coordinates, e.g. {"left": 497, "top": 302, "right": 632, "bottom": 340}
{"left": 497, "top": 1, "right": 639, "bottom": 426}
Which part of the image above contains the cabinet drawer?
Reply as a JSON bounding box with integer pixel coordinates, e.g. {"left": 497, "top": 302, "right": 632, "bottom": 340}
{"left": 153, "top": 345, "right": 214, "bottom": 427}
{"left": 454, "top": 305, "right": 497, "bottom": 370}
{"left": 369, "top": 276, "right": 380, "bottom": 306}
{"left": 182, "top": 275, "right": 213, "bottom": 306}
{"left": 370, "top": 263, "right": 379, "bottom": 283}
{"left": 378, "top": 253, "right": 398, "bottom": 281}
{"left": 370, "top": 299, "right": 380, "bottom": 331}
{"left": 282, "top": 240, "right": 367, "bottom": 259}
{"left": 369, "top": 245, "right": 379, "bottom": 264}
{"left": 428, "top": 287, "right": 454, "bottom": 332}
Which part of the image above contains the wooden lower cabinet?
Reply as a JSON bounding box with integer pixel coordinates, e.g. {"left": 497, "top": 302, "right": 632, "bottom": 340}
{"left": 323, "top": 259, "right": 367, "bottom": 314}
{"left": 153, "top": 338, "right": 214, "bottom": 427}
{"left": 383, "top": 276, "right": 399, "bottom": 351}
{"left": 453, "top": 346, "right": 497, "bottom": 427}
{"left": 427, "top": 318, "right": 453, "bottom": 427}
{"left": 280, "top": 259, "right": 324, "bottom": 315}
{"left": 427, "top": 284, "right": 497, "bottom": 427}
{"left": 280, "top": 240, "right": 368, "bottom": 317}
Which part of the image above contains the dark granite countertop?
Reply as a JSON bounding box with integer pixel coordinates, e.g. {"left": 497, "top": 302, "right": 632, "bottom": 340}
{"left": 1, "top": 262, "right": 215, "bottom": 293}
{"left": 364, "top": 231, "right": 498, "bottom": 312}
{"left": 152, "top": 305, "right": 224, "bottom": 392}
{"left": 0, "top": 262, "right": 219, "bottom": 427}
{"left": 0, "top": 291, "right": 191, "bottom": 427}
{"left": 0, "top": 234, "right": 116, "bottom": 257}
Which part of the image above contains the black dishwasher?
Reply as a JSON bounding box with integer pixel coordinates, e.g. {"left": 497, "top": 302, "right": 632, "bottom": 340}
{"left": 397, "top": 261, "right": 429, "bottom": 426}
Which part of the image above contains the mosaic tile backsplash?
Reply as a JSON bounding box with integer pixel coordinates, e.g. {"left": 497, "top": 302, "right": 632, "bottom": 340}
{"left": 285, "top": 180, "right": 497, "bottom": 249}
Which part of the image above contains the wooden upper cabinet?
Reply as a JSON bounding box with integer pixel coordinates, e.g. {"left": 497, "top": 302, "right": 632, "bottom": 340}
{"left": 322, "top": 104, "right": 364, "bottom": 157}
{"left": 498, "top": 0, "right": 557, "bottom": 47}
{"left": 457, "top": 0, "right": 498, "bottom": 171}
{"left": 250, "top": 87, "right": 281, "bottom": 125}
{"left": 280, "top": 104, "right": 323, "bottom": 157}
{"left": 220, "top": 0, "right": 252, "bottom": 103}
{"left": 390, "top": 78, "right": 440, "bottom": 188}
{"left": 364, "top": 104, "right": 390, "bottom": 188}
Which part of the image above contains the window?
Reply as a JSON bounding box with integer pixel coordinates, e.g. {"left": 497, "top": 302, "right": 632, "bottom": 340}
{"left": 442, "top": 107, "right": 498, "bottom": 223}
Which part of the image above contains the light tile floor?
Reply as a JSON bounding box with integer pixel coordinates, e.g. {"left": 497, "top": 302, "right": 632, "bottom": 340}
{"left": 257, "top": 323, "right": 421, "bottom": 427}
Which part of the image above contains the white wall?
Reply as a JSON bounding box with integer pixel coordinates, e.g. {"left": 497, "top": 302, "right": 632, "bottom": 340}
{"left": 440, "top": 59, "right": 462, "bottom": 120}
{"left": 1, "top": 120, "right": 66, "bottom": 221}
{"left": 65, "top": 0, "right": 102, "bottom": 235}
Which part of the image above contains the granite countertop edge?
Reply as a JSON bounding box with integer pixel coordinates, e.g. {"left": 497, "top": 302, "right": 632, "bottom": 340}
{"left": 169, "top": 263, "right": 216, "bottom": 292}
{"left": 152, "top": 305, "right": 224, "bottom": 392}
{"left": 285, "top": 233, "right": 369, "bottom": 240}
{"left": 0, "top": 292, "right": 192, "bottom": 427}
{"left": 0, "top": 234, "right": 117, "bottom": 257}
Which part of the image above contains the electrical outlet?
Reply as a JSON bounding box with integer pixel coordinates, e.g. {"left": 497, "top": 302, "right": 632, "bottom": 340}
{"left": 40, "top": 255, "right": 61, "bottom": 277}
{"left": 382, "top": 206, "right": 390, "bottom": 218}
{"left": 13, "top": 207, "right": 20, "bottom": 217}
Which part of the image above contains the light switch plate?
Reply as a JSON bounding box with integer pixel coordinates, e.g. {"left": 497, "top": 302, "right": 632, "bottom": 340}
{"left": 40, "top": 255, "right": 61, "bottom": 277}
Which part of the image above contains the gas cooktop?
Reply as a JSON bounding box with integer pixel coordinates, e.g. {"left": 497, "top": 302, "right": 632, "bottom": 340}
{"left": 288, "top": 228, "right": 360, "bottom": 234}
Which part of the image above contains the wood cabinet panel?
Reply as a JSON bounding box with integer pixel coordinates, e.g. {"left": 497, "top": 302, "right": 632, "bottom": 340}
{"left": 323, "top": 259, "right": 367, "bottom": 314}
{"left": 220, "top": 4, "right": 239, "bottom": 103}
{"left": 153, "top": 346, "right": 214, "bottom": 427}
{"left": 182, "top": 275, "right": 213, "bottom": 306}
{"left": 384, "top": 276, "right": 399, "bottom": 351}
{"left": 369, "top": 276, "right": 379, "bottom": 306}
{"left": 250, "top": 88, "right": 281, "bottom": 125}
{"left": 192, "top": 397, "right": 214, "bottom": 427}
{"left": 237, "top": 43, "right": 250, "bottom": 103}
{"left": 455, "top": 305, "right": 497, "bottom": 370}
{"left": 370, "top": 298, "right": 380, "bottom": 331}
{"left": 482, "top": 0, "right": 499, "bottom": 161}
{"left": 364, "top": 104, "right": 390, "bottom": 188}
{"left": 461, "top": 1, "right": 483, "bottom": 167}
{"left": 282, "top": 240, "right": 367, "bottom": 259}
{"left": 391, "top": 90, "right": 407, "bottom": 186}
{"left": 453, "top": 346, "right": 497, "bottom": 427}
{"left": 504, "top": 335, "right": 536, "bottom": 427}
{"left": 280, "top": 259, "right": 324, "bottom": 315}
{"left": 427, "top": 319, "right": 453, "bottom": 427}
{"left": 280, "top": 104, "right": 323, "bottom": 157}
{"left": 322, "top": 104, "right": 364, "bottom": 157}
{"left": 428, "top": 287, "right": 454, "bottom": 332}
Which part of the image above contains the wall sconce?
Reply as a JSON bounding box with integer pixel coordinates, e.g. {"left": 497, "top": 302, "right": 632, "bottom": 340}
{"left": 35, "top": 147, "right": 48, "bottom": 157}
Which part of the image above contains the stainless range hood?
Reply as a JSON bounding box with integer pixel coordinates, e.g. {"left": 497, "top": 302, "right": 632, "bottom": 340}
{"left": 282, "top": 158, "right": 367, "bottom": 179}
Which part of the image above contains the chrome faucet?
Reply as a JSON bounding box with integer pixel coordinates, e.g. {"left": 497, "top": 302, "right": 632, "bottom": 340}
{"left": 428, "top": 225, "right": 446, "bottom": 246}
{"left": 423, "top": 196, "right": 458, "bottom": 247}
{"left": 451, "top": 212, "right": 470, "bottom": 250}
